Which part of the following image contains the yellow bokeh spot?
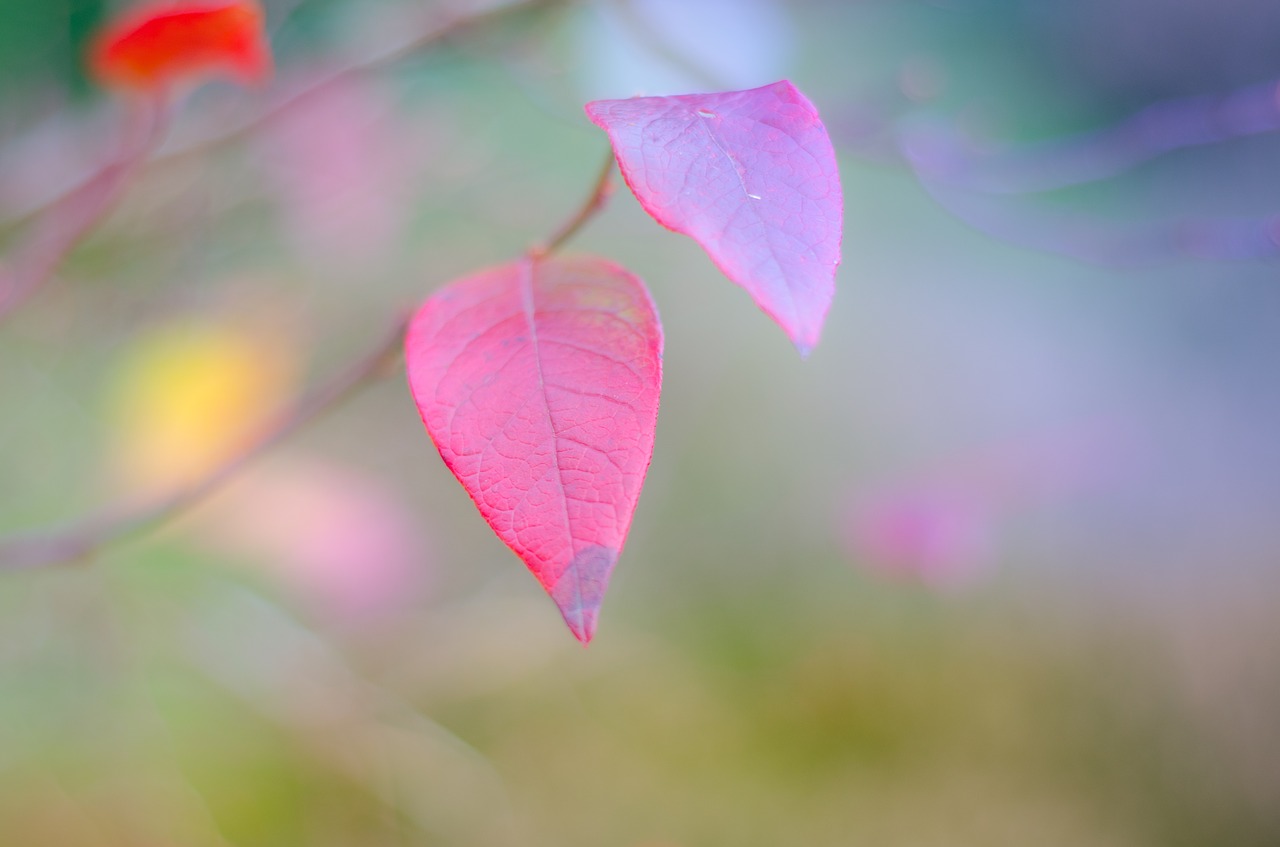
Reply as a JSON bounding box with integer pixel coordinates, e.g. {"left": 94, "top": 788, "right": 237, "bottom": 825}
{"left": 107, "top": 321, "right": 297, "bottom": 497}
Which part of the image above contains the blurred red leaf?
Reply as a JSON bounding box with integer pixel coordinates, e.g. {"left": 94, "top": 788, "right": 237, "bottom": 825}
{"left": 405, "top": 256, "right": 663, "bottom": 643}
{"left": 586, "top": 80, "right": 842, "bottom": 356}
{"left": 90, "top": 0, "right": 271, "bottom": 92}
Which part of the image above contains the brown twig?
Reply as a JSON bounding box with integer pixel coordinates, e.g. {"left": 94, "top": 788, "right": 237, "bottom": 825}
{"left": 529, "top": 146, "right": 618, "bottom": 258}
{"left": 0, "top": 314, "right": 410, "bottom": 571}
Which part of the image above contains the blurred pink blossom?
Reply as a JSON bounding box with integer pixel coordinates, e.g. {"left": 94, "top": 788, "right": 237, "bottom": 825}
{"left": 841, "top": 485, "right": 994, "bottom": 588}
{"left": 839, "top": 419, "right": 1133, "bottom": 588}
{"left": 200, "top": 456, "right": 429, "bottom": 622}
{"left": 255, "top": 72, "right": 421, "bottom": 271}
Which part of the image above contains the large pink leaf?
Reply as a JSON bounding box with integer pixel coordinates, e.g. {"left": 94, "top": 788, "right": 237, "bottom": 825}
{"left": 405, "top": 255, "right": 663, "bottom": 643}
{"left": 585, "top": 80, "right": 842, "bottom": 356}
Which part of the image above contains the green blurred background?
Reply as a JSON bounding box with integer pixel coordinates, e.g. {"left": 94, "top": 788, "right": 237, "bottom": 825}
{"left": 2, "top": 0, "right": 1279, "bottom": 844}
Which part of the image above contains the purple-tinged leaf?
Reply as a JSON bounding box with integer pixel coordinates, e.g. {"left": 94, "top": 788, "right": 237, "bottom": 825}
{"left": 405, "top": 255, "right": 663, "bottom": 643}
{"left": 586, "top": 80, "right": 842, "bottom": 356}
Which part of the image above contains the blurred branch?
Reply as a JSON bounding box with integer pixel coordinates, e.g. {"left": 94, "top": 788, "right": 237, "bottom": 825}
{"left": 891, "top": 76, "right": 1280, "bottom": 266}
{"left": 913, "top": 173, "right": 1280, "bottom": 268}
{"left": 0, "top": 144, "right": 618, "bottom": 571}
{"left": 530, "top": 146, "right": 617, "bottom": 257}
{"left": 899, "top": 77, "right": 1280, "bottom": 195}
{"left": 0, "top": 314, "right": 410, "bottom": 571}
{"left": 0, "top": 0, "right": 574, "bottom": 565}
{"left": 0, "top": 97, "right": 170, "bottom": 324}
{"left": 158, "top": 0, "right": 575, "bottom": 162}
{"left": 0, "top": 0, "right": 575, "bottom": 229}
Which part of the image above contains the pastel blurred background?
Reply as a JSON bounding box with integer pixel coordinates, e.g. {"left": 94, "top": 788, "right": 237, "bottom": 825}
{"left": 2, "top": 0, "right": 1280, "bottom": 844}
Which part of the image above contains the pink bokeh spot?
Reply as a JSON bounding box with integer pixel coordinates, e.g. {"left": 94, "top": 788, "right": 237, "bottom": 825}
{"left": 842, "top": 486, "right": 994, "bottom": 589}
{"left": 202, "top": 457, "right": 429, "bottom": 622}
{"left": 837, "top": 420, "right": 1133, "bottom": 589}
{"left": 256, "top": 73, "right": 420, "bottom": 270}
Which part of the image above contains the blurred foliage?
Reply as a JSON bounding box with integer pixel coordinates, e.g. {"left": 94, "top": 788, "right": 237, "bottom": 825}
{"left": 0, "top": 0, "right": 103, "bottom": 107}
{"left": 0, "top": 550, "right": 1276, "bottom": 846}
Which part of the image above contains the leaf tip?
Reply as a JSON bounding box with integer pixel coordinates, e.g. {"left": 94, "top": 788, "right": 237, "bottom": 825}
{"left": 789, "top": 320, "right": 825, "bottom": 359}
{"left": 549, "top": 545, "right": 617, "bottom": 645}
{"left": 566, "top": 613, "right": 597, "bottom": 645}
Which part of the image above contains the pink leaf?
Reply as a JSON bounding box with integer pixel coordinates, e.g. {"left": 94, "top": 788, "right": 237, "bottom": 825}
{"left": 586, "top": 80, "right": 842, "bottom": 356}
{"left": 405, "top": 255, "right": 663, "bottom": 643}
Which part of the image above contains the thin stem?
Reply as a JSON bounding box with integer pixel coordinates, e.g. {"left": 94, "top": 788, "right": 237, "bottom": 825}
{"left": 0, "top": 314, "right": 410, "bottom": 571}
{"left": 530, "top": 147, "right": 617, "bottom": 258}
